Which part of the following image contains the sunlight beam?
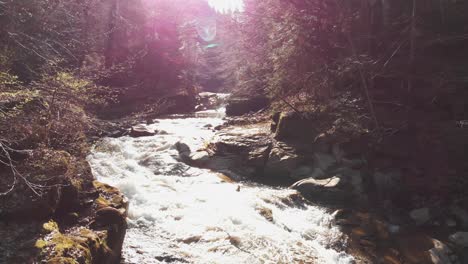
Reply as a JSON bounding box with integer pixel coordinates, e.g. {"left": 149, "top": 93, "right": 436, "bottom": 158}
{"left": 208, "top": 0, "right": 244, "bottom": 13}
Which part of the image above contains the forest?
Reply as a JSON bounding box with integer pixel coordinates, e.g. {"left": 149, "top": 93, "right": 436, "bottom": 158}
{"left": 1, "top": 0, "right": 468, "bottom": 263}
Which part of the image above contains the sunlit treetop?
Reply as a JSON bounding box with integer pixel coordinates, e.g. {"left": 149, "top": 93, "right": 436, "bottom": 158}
{"left": 207, "top": 0, "right": 244, "bottom": 13}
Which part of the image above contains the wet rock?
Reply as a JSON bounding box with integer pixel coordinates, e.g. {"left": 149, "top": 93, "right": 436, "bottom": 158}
{"left": 37, "top": 223, "right": 114, "bottom": 264}
{"left": 189, "top": 151, "right": 210, "bottom": 165}
{"left": 96, "top": 207, "right": 126, "bottom": 226}
{"left": 109, "top": 129, "right": 127, "bottom": 138}
{"left": 157, "top": 129, "right": 168, "bottom": 135}
{"left": 264, "top": 142, "right": 303, "bottom": 179}
{"left": 332, "top": 209, "right": 353, "bottom": 220}
{"left": 290, "top": 176, "right": 349, "bottom": 203}
{"left": 429, "top": 239, "right": 457, "bottom": 264}
{"left": 155, "top": 255, "right": 189, "bottom": 263}
{"left": 180, "top": 235, "right": 202, "bottom": 244}
{"left": 292, "top": 176, "right": 342, "bottom": 189}
{"left": 332, "top": 209, "right": 360, "bottom": 227}
{"left": 93, "top": 181, "right": 128, "bottom": 262}
{"left": 410, "top": 208, "right": 431, "bottom": 226}
{"left": 256, "top": 207, "right": 274, "bottom": 222}
{"left": 175, "top": 142, "right": 191, "bottom": 161}
{"left": 449, "top": 232, "right": 468, "bottom": 248}
{"left": 291, "top": 168, "right": 366, "bottom": 205}
{"left": 288, "top": 153, "right": 340, "bottom": 181}
{"left": 130, "top": 124, "right": 156, "bottom": 137}
{"left": 225, "top": 96, "right": 269, "bottom": 116}
{"left": 202, "top": 131, "right": 272, "bottom": 178}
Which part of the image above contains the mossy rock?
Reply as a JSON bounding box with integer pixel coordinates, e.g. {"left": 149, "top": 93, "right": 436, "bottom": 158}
{"left": 93, "top": 181, "right": 128, "bottom": 211}
{"left": 92, "top": 181, "right": 128, "bottom": 262}
{"left": 225, "top": 96, "right": 269, "bottom": 116}
{"left": 37, "top": 221, "right": 113, "bottom": 264}
{"left": 274, "top": 111, "right": 319, "bottom": 141}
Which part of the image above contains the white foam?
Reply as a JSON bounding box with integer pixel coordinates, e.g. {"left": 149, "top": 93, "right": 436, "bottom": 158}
{"left": 87, "top": 105, "right": 354, "bottom": 264}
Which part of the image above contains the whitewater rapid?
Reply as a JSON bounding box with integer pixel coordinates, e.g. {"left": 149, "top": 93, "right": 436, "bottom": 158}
{"left": 87, "top": 105, "right": 354, "bottom": 264}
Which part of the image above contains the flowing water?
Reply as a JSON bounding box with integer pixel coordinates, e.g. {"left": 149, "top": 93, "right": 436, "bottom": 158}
{"left": 87, "top": 97, "right": 355, "bottom": 264}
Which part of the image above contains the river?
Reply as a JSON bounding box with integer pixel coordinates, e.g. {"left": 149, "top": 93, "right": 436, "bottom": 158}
{"left": 87, "top": 96, "right": 355, "bottom": 264}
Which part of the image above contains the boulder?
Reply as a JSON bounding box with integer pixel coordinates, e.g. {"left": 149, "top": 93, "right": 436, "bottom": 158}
{"left": 92, "top": 181, "right": 128, "bottom": 260}
{"left": 274, "top": 111, "right": 318, "bottom": 141}
{"left": 95, "top": 207, "right": 126, "bottom": 226}
{"left": 410, "top": 208, "right": 431, "bottom": 226}
{"left": 291, "top": 176, "right": 343, "bottom": 189}
{"left": 225, "top": 96, "right": 269, "bottom": 116}
{"left": 449, "top": 232, "right": 468, "bottom": 248}
{"left": 37, "top": 223, "right": 115, "bottom": 264}
{"left": 331, "top": 211, "right": 361, "bottom": 227}
{"left": 264, "top": 142, "right": 303, "bottom": 180}
{"left": 194, "top": 131, "right": 272, "bottom": 179}
{"left": 256, "top": 207, "right": 274, "bottom": 222}
{"left": 189, "top": 151, "right": 210, "bottom": 166}
{"left": 290, "top": 167, "right": 366, "bottom": 204}
{"left": 175, "top": 142, "right": 191, "bottom": 158}
{"left": 290, "top": 176, "right": 349, "bottom": 203}
{"left": 287, "top": 153, "right": 339, "bottom": 180}
{"left": 428, "top": 239, "right": 458, "bottom": 264}
{"left": 130, "top": 124, "right": 156, "bottom": 137}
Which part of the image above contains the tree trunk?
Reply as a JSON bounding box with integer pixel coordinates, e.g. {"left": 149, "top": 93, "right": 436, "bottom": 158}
{"left": 105, "top": 0, "right": 119, "bottom": 68}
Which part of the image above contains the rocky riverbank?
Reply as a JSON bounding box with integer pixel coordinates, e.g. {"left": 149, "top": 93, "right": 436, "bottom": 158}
{"left": 0, "top": 92, "right": 129, "bottom": 263}
{"left": 0, "top": 90, "right": 228, "bottom": 263}
{"left": 175, "top": 95, "right": 468, "bottom": 264}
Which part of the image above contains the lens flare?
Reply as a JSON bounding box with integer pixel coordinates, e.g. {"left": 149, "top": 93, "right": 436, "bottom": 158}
{"left": 208, "top": 0, "right": 244, "bottom": 13}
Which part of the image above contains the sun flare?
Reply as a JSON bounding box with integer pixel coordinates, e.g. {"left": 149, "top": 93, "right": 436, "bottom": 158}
{"left": 208, "top": 0, "right": 244, "bottom": 13}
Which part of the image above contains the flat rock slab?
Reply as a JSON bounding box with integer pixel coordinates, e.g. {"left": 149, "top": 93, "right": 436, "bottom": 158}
{"left": 290, "top": 176, "right": 351, "bottom": 204}
{"left": 291, "top": 176, "right": 342, "bottom": 189}
{"left": 130, "top": 125, "right": 156, "bottom": 137}
{"left": 449, "top": 232, "right": 468, "bottom": 248}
